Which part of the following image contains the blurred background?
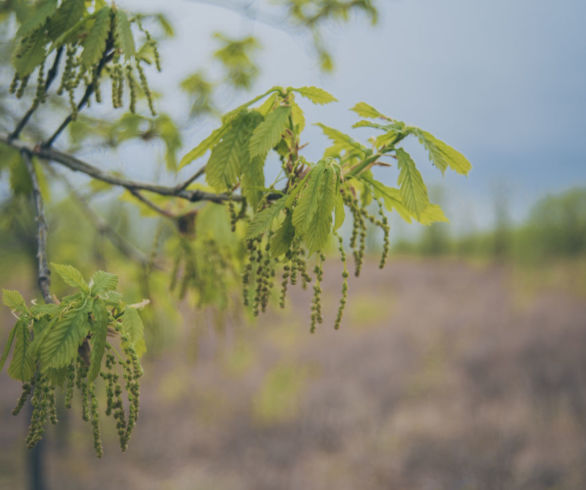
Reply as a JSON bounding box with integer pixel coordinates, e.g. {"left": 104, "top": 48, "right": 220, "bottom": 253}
{"left": 1, "top": 0, "right": 586, "bottom": 489}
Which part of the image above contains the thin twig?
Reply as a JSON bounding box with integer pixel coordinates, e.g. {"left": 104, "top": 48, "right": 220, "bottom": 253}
{"left": 1, "top": 134, "right": 241, "bottom": 204}
{"left": 9, "top": 47, "right": 64, "bottom": 141}
{"left": 174, "top": 164, "right": 206, "bottom": 193}
{"left": 21, "top": 151, "right": 53, "bottom": 304}
{"left": 127, "top": 189, "right": 177, "bottom": 219}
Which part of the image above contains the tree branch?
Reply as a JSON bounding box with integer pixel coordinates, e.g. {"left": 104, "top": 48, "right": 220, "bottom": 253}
{"left": 1, "top": 134, "right": 240, "bottom": 204}
{"left": 127, "top": 189, "right": 178, "bottom": 219}
{"left": 21, "top": 151, "right": 53, "bottom": 304}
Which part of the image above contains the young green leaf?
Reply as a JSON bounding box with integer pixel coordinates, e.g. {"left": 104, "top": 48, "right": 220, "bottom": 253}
{"left": 90, "top": 271, "right": 118, "bottom": 295}
{"left": 270, "top": 213, "right": 295, "bottom": 257}
{"left": 7, "top": 320, "right": 34, "bottom": 382}
{"left": 316, "top": 123, "right": 369, "bottom": 157}
{"left": 351, "top": 102, "right": 388, "bottom": 120}
{"left": 52, "top": 263, "right": 88, "bottom": 291}
{"left": 241, "top": 154, "right": 266, "bottom": 210}
{"left": 396, "top": 148, "right": 429, "bottom": 219}
{"left": 40, "top": 303, "right": 91, "bottom": 369}
{"left": 292, "top": 162, "right": 338, "bottom": 254}
{"left": 122, "top": 307, "right": 146, "bottom": 358}
{"left": 246, "top": 198, "right": 287, "bottom": 239}
{"left": 114, "top": 9, "right": 135, "bottom": 60}
{"left": 179, "top": 124, "right": 228, "bottom": 169}
{"left": 414, "top": 129, "right": 471, "bottom": 175}
{"left": 419, "top": 204, "right": 449, "bottom": 225}
{"left": 87, "top": 300, "right": 108, "bottom": 381}
{"left": 206, "top": 111, "right": 263, "bottom": 191}
{"left": 0, "top": 324, "right": 18, "bottom": 372}
{"left": 47, "top": 0, "right": 85, "bottom": 40}
{"left": 2, "top": 289, "right": 28, "bottom": 313}
{"left": 292, "top": 86, "right": 337, "bottom": 105}
{"left": 12, "top": 30, "right": 47, "bottom": 77}
{"left": 249, "top": 106, "right": 291, "bottom": 158}
{"left": 16, "top": 0, "right": 58, "bottom": 39}
{"left": 81, "top": 7, "right": 111, "bottom": 68}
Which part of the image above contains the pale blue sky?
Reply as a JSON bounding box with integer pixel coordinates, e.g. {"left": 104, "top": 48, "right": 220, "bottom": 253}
{"left": 115, "top": 0, "right": 586, "bottom": 231}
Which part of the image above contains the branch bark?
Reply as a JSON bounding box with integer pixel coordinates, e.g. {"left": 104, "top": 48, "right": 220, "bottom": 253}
{"left": 1, "top": 134, "right": 240, "bottom": 204}
{"left": 21, "top": 151, "right": 53, "bottom": 304}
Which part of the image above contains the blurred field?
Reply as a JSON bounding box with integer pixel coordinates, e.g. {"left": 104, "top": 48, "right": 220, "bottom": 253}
{"left": 1, "top": 258, "right": 586, "bottom": 490}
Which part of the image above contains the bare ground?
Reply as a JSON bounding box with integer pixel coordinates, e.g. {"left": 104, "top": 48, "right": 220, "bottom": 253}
{"left": 1, "top": 258, "right": 586, "bottom": 489}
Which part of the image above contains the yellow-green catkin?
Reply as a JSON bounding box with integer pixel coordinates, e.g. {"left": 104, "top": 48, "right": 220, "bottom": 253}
{"left": 25, "top": 375, "right": 51, "bottom": 449}
{"left": 343, "top": 190, "right": 366, "bottom": 277}
{"left": 12, "top": 382, "right": 32, "bottom": 416}
{"left": 65, "top": 363, "right": 75, "bottom": 409}
{"left": 126, "top": 65, "right": 137, "bottom": 113}
{"left": 135, "top": 60, "right": 155, "bottom": 115}
{"left": 32, "top": 62, "right": 46, "bottom": 108}
{"left": 9, "top": 73, "right": 19, "bottom": 94}
{"left": 228, "top": 199, "right": 237, "bottom": 232}
{"left": 88, "top": 383, "right": 103, "bottom": 457}
{"left": 376, "top": 197, "right": 390, "bottom": 268}
{"left": 310, "top": 253, "right": 325, "bottom": 333}
{"left": 279, "top": 259, "right": 290, "bottom": 308}
{"left": 334, "top": 233, "right": 349, "bottom": 330}
{"left": 15, "top": 75, "right": 29, "bottom": 99}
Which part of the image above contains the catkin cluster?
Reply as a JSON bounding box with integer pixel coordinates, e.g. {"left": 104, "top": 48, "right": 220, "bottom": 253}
{"left": 342, "top": 188, "right": 390, "bottom": 275}
{"left": 12, "top": 336, "right": 142, "bottom": 458}
{"left": 10, "top": 8, "right": 160, "bottom": 119}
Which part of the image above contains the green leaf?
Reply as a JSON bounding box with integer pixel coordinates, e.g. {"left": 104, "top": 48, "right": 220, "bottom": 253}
{"left": 366, "top": 179, "right": 413, "bottom": 222}
{"left": 0, "top": 324, "right": 18, "bottom": 372}
{"left": 414, "top": 129, "right": 471, "bottom": 175}
{"left": 249, "top": 106, "right": 291, "bottom": 158}
{"left": 16, "top": 0, "right": 57, "bottom": 39}
{"left": 179, "top": 124, "right": 228, "bottom": 169}
{"left": 47, "top": 0, "right": 85, "bottom": 40}
{"left": 316, "top": 123, "right": 368, "bottom": 157}
{"left": 52, "top": 15, "right": 89, "bottom": 48}
{"left": 290, "top": 97, "right": 306, "bottom": 133}
{"left": 87, "top": 300, "right": 108, "bottom": 381}
{"left": 51, "top": 263, "right": 88, "bottom": 291}
{"left": 12, "top": 29, "right": 47, "bottom": 77}
{"left": 90, "top": 271, "right": 118, "bottom": 295}
{"left": 30, "top": 303, "right": 60, "bottom": 317}
{"left": 206, "top": 111, "right": 263, "bottom": 191}
{"left": 246, "top": 198, "right": 287, "bottom": 239}
{"left": 419, "top": 203, "right": 449, "bottom": 225}
{"left": 292, "top": 162, "right": 338, "bottom": 253}
{"left": 114, "top": 9, "right": 135, "bottom": 60}
{"left": 81, "top": 7, "right": 110, "bottom": 68}
{"left": 2, "top": 289, "right": 27, "bottom": 313}
{"left": 270, "top": 213, "right": 295, "bottom": 257}
{"left": 40, "top": 303, "right": 90, "bottom": 369}
{"left": 242, "top": 153, "right": 266, "bottom": 210}
{"left": 396, "top": 149, "right": 429, "bottom": 219}
{"left": 292, "top": 86, "right": 337, "bottom": 105}
{"left": 122, "top": 308, "right": 146, "bottom": 358}
{"left": 7, "top": 319, "right": 34, "bottom": 381}
{"left": 350, "top": 102, "right": 388, "bottom": 120}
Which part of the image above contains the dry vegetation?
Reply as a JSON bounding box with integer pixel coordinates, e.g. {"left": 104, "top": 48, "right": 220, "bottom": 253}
{"left": 1, "top": 258, "right": 586, "bottom": 489}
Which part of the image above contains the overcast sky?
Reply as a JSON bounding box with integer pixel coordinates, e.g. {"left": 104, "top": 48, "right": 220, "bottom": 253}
{"left": 116, "top": 0, "right": 586, "bottom": 232}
